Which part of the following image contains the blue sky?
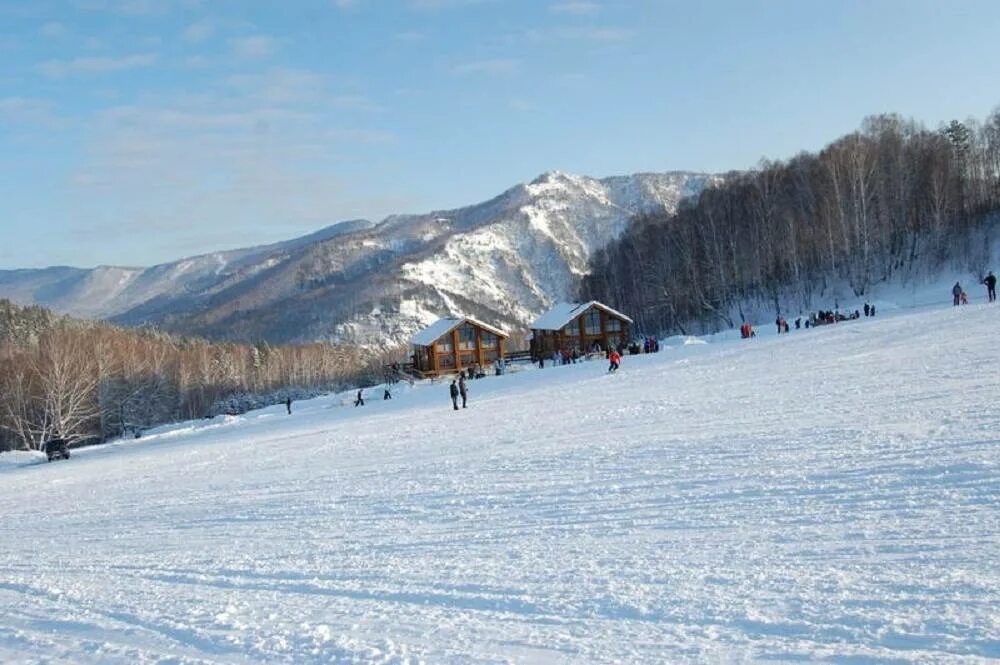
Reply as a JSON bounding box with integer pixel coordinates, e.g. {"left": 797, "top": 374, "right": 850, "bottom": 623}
{"left": 1, "top": 0, "right": 999, "bottom": 269}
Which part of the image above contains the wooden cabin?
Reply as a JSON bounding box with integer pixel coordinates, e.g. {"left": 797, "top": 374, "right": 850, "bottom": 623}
{"left": 529, "top": 301, "right": 633, "bottom": 357}
{"left": 411, "top": 317, "right": 508, "bottom": 377}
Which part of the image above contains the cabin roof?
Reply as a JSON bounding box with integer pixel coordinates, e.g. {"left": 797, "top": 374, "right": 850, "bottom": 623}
{"left": 411, "top": 317, "right": 508, "bottom": 346}
{"left": 529, "top": 301, "right": 633, "bottom": 331}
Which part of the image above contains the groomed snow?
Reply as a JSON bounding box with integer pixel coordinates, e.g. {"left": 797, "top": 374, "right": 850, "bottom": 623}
{"left": 1, "top": 303, "right": 998, "bottom": 663}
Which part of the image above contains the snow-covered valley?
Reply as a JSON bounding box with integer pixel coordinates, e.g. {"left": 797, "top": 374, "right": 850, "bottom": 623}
{"left": 0, "top": 302, "right": 997, "bottom": 663}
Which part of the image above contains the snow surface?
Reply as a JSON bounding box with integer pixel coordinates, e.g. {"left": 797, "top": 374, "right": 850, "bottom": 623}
{"left": 1, "top": 303, "right": 998, "bottom": 663}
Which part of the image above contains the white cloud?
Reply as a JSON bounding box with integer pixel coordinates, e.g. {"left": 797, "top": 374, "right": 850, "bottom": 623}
{"left": 549, "top": 1, "right": 600, "bottom": 15}
{"left": 0, "top": 96, "right": 64, "bottom": 128}
{"left": 37, "top": 52, "right": 158, "bottom": 77}
{"left": 181, "top": 55, "right": 211, "bottom": 68}
{"left": 229, "top": 35, "right": 277, "bottom": 58}
{"left": 181, "top": 19, "right": 214, "bottom": 43}
{"left": 453, "top": 58, "right": 519, "bottom": 76}
{"left": 40, "top": 21, "right": 67, "bottom": 37}
{"left": 409, "top": 0, "right": 494, "bottom": 10}
{"left": 394, "top": 30, "right": 426, "bottom": 42}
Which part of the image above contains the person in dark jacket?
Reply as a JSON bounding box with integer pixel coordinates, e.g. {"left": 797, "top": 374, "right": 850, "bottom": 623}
{"left": 285, "top": 397, "right": 292, "bottom": 414}
{"left": 354, "top": 389, "right": 364, "bottom": 407}
{"left": 383, "top": 387, "right": 392, "bottom": 400}
{"left": 984, "top": 271, "right": 997, "bottom": 303}
{"left": 863, "top": 303, "right": 870, "bottom": 317}
{"left": 870, "top": 304, "right": 876, "bottom": 317}
{"left": 952, "top": 282, "right": 963, "bottom": 306}
{"left": 458, "top": 375, "right": 468, "bottom": 408}
{"left": 449, "top": 380, "right": 460, "bottom": 410}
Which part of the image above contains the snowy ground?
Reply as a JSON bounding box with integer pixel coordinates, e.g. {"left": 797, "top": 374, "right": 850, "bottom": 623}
{"left": 1, "top": 303, "right": 998, "bottom": 664}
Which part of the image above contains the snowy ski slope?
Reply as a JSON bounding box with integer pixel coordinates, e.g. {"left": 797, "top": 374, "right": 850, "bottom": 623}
{"left": 0, "top": 303, "right": 998, "bottom": 663}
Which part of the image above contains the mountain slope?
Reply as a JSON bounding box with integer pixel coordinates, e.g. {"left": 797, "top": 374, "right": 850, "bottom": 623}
{"left": 0, "top": 172, "right": 718, "bottom": 346}
{"left": 1, "top": 302, "right": 996, "bottom": 662}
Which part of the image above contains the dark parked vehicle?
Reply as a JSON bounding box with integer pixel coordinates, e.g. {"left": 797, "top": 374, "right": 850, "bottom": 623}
{"left": 44, "top": 438, "right": 70, "bottom": 462}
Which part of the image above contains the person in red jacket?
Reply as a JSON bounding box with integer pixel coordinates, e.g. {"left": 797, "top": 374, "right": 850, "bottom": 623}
{"left": 608, "top": 350, "right": 621, "bottom": 373}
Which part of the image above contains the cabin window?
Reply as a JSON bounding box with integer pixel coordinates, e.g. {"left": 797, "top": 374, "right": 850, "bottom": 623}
{"left": 483, "top": 349, "right": 498, "bottom": 362}
{"left": 458, "top": 324, "right": 477, "bottom": 350}
{"left": 481, "top": 331, "right": 497, "bottom": 348}
{"left": 435, "top": 336, "right": 453, "bottom": 353}
{"left": 438, "top": 353, "right": 456, "bottom": 369}
{"left": 460, "top": 352, "right": 476, "bottom": 367}
{"left": 562, "top": 323, "right": 578, "bottom": 336}
{"left": 584, "top": 309, "right": 602, "bottom": 335}
{"left": 607, "top": 317, "right": 621, "bottom": 332}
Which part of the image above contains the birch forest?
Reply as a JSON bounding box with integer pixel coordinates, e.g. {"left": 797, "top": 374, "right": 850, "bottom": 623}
{"left": 0, "top": 300, "right": 365, "bottom": 451}
{"left": 582, "top": 111, "right": 1000, "bottom": 334}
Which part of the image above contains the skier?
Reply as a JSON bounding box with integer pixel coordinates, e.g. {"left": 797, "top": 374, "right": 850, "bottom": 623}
{"left": 449, "top": 379, "right": 460, "bottom": 411}
{"left": 285, "top": 397, "right": 292, "bottom": 415}
{"left": 952, "top": 282, "right": 963, "bottom": 306}
{"left": 775, "top": 317, "right": 783, "bottom": 334}
{"left": 608, "top": 349, "right": 621, "bottom": 373}
{"left": 864, "top": 303, "right": 870, "bottom": 317}
{"left": 795, "top": 317, "right": 801, "bottom": 330}
{"left": 870, "top": 304, "right": 876, "bottom": 317}
{"left": 354, "top": 389, "right": 364, "bottom": 407}
{"left": 984, "top": 271, "right": 997, "bottom": 303}
{"left": 458, "top": 374, "right": 468, "bottom": 409}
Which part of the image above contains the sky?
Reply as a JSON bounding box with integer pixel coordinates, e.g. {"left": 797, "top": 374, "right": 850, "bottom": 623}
{"left": 1, "top": 0, "right": 999, "bottom": 269}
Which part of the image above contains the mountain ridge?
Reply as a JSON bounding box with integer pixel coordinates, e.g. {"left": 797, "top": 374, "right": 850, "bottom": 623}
{"left": 0, "top": 170, "right": 720, "bottom": 347}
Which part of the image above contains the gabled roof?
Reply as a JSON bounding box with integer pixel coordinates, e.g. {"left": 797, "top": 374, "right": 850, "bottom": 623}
{"left": 411, "top": 317, "right": 508, "bottom": 346}
{"left": 529, "top": 301, "right": 633, "bottom": 331}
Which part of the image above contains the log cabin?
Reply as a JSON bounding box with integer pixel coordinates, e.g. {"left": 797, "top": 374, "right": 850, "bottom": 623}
{"left": 529, "top": 301, "right": 632, "bottom": 357}
{"left": 411, "top": 317, "right": 508, "bottom": 377}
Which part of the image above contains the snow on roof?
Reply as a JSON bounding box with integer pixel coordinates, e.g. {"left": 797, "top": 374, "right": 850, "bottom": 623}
{"left": 530, "top": 301, "right": 633, "bottom": 331}
{"left": 411, "top": 317, "right": 508, "bottom": 346}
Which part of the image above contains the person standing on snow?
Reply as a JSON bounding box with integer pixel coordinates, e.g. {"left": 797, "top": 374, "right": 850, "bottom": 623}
{"left": 383, "top": 387, "right": 392, "bottom": 400}
{"left": 449, "top": 379, "right": 460, "bottom": 411}
{"left": 984, "top": 271, "right": 997, "bottom": 303}
{"left": 608, "top": 349, "right": 621, "bottom": 373}
{"left": 458, "top": 374, "right": 469, "bottom": 408}
{"left": 285, "top": 397, "right": 292, "bottom": 415}
{"left": 354, "top": 389, "right": 365, "bottom": 407}
{"left": 952, "top": 282, "right": 963, "bottom": 306}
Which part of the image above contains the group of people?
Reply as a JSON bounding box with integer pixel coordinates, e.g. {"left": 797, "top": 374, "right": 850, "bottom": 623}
{"left": 953, "top": 272, "right": 997, "bottom": 305}
{"left": 449, "top": 374, "right": 470, "bottom": 410}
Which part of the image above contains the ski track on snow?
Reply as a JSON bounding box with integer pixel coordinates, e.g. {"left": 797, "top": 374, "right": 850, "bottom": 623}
{"left": 0, "top": 304, "right": 998, "bottom": 663}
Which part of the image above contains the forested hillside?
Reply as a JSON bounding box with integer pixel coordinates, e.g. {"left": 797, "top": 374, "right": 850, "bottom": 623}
{"left": 0, "top": 300, "right": 365, "bottom": 451}
{"left": 582, "top": 111, "right": 1000, "bottom": 334}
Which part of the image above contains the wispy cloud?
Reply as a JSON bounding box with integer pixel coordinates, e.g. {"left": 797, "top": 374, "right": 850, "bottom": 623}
{"left": 453, "top": 58, "right": 519, "bottom": 76}
{"left": 394, "top": 30, "right": 427, "bottom": 42}
{"left": 40, "top": 21, "right": 68, "bottom": 37}
{"left": 0, "top": 96, "right": 64, "bottom": 129}
{"left": 525, "top": 25, "right": 633, "bottom": 43}
{"left": 37, "top": 52, "right": 158, "bottom": 77}
{"left": 549, "top": 1, "right": 600, "bottom": 15}
{"left": 181, "top": 19, "right": 214, "bottom": 43}
{"left": 229, "top": 35, "right": 277, "bottom": 58}
{"left": 409, "top": 0, "right": 494, "bottom": 10}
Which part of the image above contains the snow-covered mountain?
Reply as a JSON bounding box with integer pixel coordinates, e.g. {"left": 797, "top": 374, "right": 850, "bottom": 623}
{"left": 0, "top": 171, "right": 719, "bottom": 346}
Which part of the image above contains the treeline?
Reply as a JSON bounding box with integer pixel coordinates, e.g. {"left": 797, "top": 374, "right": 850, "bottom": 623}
{"left": 582, "top": 110, "right": 1000, "bottom": 334}
{"left": 0, "top": 299, "right": 366, "bottom": 452}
